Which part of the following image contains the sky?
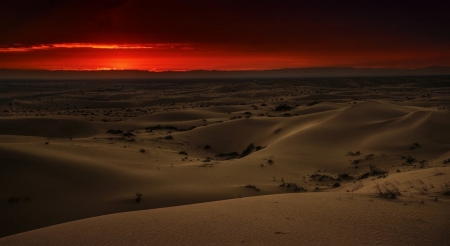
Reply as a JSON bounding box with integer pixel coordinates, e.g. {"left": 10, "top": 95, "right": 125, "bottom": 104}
{"left": 0, "top": 0, "right": 449, "bottom": 71}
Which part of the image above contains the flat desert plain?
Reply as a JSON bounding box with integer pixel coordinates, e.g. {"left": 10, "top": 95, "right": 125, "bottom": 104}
{"left": 0, "top": 76, "right": 449, "bottom": 245}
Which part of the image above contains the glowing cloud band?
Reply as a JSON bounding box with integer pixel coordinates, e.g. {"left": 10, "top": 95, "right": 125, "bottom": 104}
{"left": 0, "top": 43, "right": 193, "bottom": 52}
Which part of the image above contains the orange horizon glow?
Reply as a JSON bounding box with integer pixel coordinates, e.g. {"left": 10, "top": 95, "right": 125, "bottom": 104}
{"left": 1, "top": 42, "right": 449, "bottom": 71}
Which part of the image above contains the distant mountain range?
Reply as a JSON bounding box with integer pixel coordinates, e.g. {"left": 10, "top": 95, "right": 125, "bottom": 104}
{"left": 1, "top": 66, "right": 450, "bottom": 80}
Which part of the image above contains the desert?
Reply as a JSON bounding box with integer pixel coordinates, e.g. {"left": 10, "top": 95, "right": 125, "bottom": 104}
{"left": 0, "top": 76, "right": 449, "bottom": 245}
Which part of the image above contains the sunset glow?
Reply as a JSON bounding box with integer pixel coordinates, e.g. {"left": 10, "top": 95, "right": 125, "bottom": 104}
{"left": 0, "top": 1, "right": 449, "bottom": 71}
{"left": 1, "top": 42, "right": 448, "bottom": 71}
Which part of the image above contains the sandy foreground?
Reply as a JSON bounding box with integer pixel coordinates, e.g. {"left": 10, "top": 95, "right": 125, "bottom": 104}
{"left": 0, "top": 77, "right": 449, "bottom": 245}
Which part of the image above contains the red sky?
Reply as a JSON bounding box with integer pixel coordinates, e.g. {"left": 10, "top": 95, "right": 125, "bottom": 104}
{"left": 0, "top": 0, "right": 449, "bottom": 71}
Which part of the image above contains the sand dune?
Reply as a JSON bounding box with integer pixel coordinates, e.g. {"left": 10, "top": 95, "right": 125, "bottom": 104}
{"left": 1, "top": 77, "right": 449, "bottom": 243}
{"left": 1, "top": 192, "right": 448, "bottom": 246}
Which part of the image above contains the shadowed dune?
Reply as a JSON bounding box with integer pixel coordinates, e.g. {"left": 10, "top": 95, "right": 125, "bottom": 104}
{"left": 0, "top": 117, "right": 104, "bottom": 138}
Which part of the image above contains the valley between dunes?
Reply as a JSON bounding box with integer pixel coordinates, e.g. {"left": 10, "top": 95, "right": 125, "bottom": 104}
{"left": 1, "top": 77, "right": 449, "bottom": 245}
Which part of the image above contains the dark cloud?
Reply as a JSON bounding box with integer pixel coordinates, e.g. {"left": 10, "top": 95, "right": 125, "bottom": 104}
{"left": 1, "top": 0, "right": 449, "bottom": 51}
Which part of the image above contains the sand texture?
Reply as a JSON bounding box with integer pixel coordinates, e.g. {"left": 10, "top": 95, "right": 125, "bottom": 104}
{"left": 1, "top": 77, "right": 449, "bottom": 245}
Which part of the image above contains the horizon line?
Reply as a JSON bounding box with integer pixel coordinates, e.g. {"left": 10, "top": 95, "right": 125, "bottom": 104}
{"left": 1, "top": 66, "right": 450, "bottom": 73}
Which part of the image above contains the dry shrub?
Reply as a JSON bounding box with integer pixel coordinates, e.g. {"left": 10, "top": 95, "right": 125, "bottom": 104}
{"left": 374, "top": 183, "right": 401, "bottom": 199}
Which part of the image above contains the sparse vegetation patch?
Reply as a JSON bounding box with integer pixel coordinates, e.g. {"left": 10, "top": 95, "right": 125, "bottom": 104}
{"left": 409, "top": 142, "right": 421, "bottom": 150}
{"left": 145, "top": 125, "right": 196, "bottom": 132}
{"left": 274, "top": 104, "right": 294, "bottom": 111}
{"left": 364, "top": 154, "right": 374, "bottom": 160}
{"left": 351, "top": 159, "right": 363, "bottom": 165}
{"left": 332, "top": 182, "right": 341, "bottom": 188}
{"left": 216, "top": 152, "right": 239, "bottom": 159}
{"left": 146, "top": 125, "right": 178, "bottom": 132}
{"left": 279, "top": 182, "right": 307, "bottom": 192}
{"left": 441, "top": 182, "right": 450, "bottom": 196}
{"left": 123, "top": 131, "right": 135, "bottom": 137}
{"left": 338, "top": 173, "right": 354, "bottom": 180}
{"left": 358, "top": 165, "right": 387, "bottom": 180}
{"left": 107, "top": 129, "right": 123, "bottom": 134}
{"left": 374, "top": 183, "right": 400, "bottom": 199}
{"left": 347, "top": 151, "right": 361, "bottom": 156}
{"left": 245, "top": 184, "right": 260, "bottom": 192}
{"left": 310, "top": 174, "right": 335, "bottom": 181}
{"left": 255, "top": 145, "right": 265, "bottom": 151}
{"left": 402, "top": 155, "right": 416, "bottom": 164}
{"left": 306, "top": 101, "right": 319, "bottom": 106}
{"left": 135, "top": 193, "right": 142, "bottom": 203}
{"left": 240, "top": 143, "right": 255, "bottom": 157}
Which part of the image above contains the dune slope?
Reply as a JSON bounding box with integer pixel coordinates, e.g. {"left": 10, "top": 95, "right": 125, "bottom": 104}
{"left": 1, "top": 192, "right": 449, "bottom": 246}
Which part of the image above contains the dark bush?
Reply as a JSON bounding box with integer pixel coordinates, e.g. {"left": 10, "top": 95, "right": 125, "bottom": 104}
{"left": 338, "top": 173, "right": 353, "bottom": 180}
{"left": 123, "top": 131, "right": 135, "bottom": 137}
{"left": 216, "top": 152, "right": 239, "bottom": 158}
{"left": 146, "top": 125, "right": 179, "bottom": 132}
{"left": 306, "top": 101, "right": 319, "bottom": 106}
{"left": 357, "top": 165, "right": 387, "bottom": 180}
{"left": 107, "top": 129, "right": 123, "bottom": 134}
{"left": 402, "top": 155, "right": 416, "bottom": 164}
{"left": 245, "top": 184, "right": 260, "bottom": 192}
{"left": 310, "top": 174, "right": 334, "bottom": 181}
{"left": 240, "top": 143, "right": 255, "bottom": 157}
{"left": 135, "top": 193, "right": 142, "bottom": 203}
{"left": 332, "top": 182, "right": 341, "bottom": 188}
{"left": 347, "top": 151, "right": 361, "bottom": 156}
{"left": 375, "top": 184, "right": 400, "bottom": 199}
{"left": 274, "top": 104, "right": 294, "bottom": 111}
{"left": 279, "top": 182, "right": 307, "bottom": 192}
{"left": 358, "top": 172, "right": 370, "bottom": 180}
{"left": 369, "top": 164, "right": 387, "bottom": 176}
